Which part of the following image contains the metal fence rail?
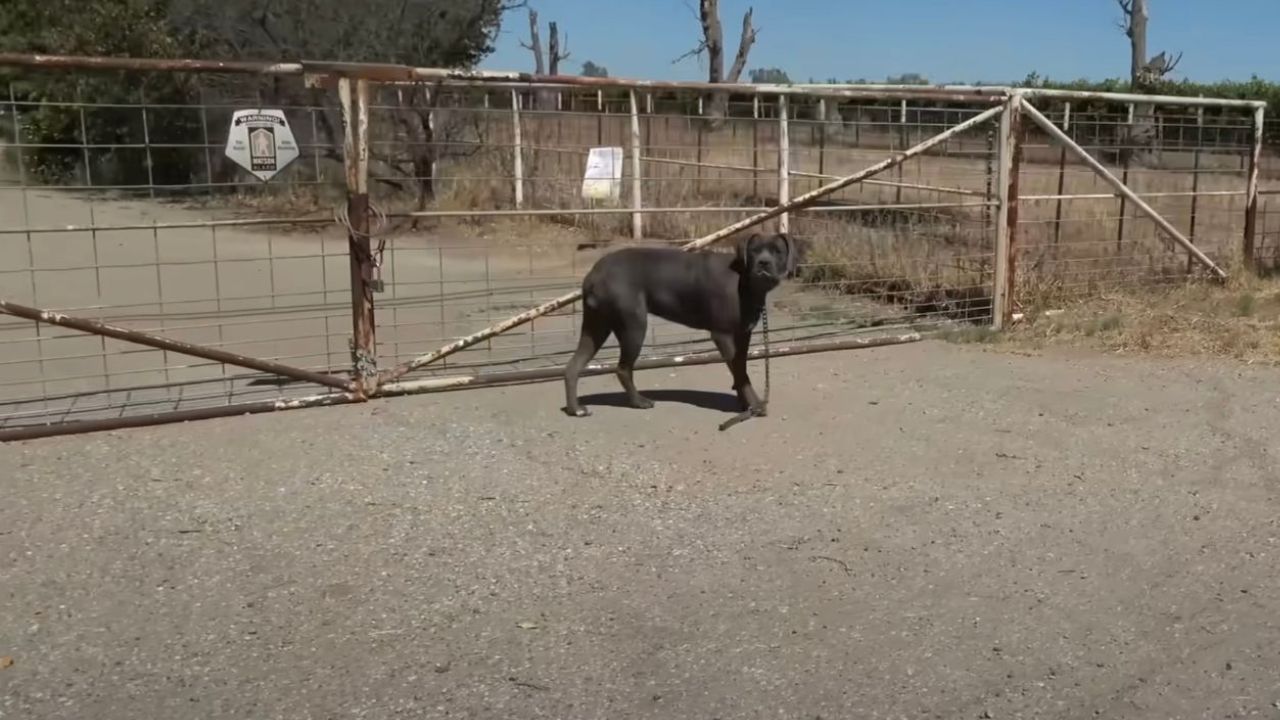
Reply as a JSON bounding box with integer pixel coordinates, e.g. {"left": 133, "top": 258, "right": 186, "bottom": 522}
{"left": 0, "top": 54, "right": 1269, "bottom": 439}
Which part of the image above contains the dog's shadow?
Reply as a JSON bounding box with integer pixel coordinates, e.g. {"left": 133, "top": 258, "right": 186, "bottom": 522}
{"left": 575, "top": 389, "right": 741, "bottom": 414}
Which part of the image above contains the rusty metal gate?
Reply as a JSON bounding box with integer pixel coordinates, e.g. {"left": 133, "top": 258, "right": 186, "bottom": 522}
{"left": 0, "top": 54, "right": 1267, "bottom": 440}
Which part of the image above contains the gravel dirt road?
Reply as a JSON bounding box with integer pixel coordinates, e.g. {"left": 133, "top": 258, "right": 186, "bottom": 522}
{"left": 4, "top": 341, "right": 1280, "bottom": 719}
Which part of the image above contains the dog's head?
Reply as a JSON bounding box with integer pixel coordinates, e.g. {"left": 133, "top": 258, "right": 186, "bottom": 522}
{"left": 732, "top": 232, "right": 806, "bottom": 289}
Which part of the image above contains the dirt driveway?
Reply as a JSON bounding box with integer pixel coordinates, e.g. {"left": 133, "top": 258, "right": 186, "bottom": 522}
{"left": 3, "top": 341, "right": 1279, "bottom": 719}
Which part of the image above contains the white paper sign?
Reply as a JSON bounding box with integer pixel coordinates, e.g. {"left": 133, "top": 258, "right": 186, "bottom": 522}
{"left": 580, "top": 146, "right": 624, "bottom": 203}
{"left": 224, "top": 109, "right": 300, "bottom": 183}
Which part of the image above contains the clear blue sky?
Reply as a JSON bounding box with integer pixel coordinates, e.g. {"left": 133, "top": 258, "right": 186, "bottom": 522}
{"left": 482, "top": 1, "right": 1280, "bottom": 84}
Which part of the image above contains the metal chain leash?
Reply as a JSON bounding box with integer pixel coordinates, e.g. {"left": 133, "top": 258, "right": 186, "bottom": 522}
{"left": 761, "top": 302, "right": 771, "bottom": 406}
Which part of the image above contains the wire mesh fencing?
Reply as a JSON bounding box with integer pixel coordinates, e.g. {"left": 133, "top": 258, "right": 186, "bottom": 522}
{"left": 0, "top": 54, "right": 1270, "bottom": 438}
{"left": 1015, "top": 99, "right": 1261, "bottom": 308}
{"left": 1, "top": 69, "right": 353, "bottom": 431}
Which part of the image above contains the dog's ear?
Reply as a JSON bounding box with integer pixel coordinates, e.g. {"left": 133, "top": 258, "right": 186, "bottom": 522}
{"left": 731, "top": 233, "right": 760, "bottom": 273}
{"left": 779, "top": 232, "right": 806, "bottom": 277}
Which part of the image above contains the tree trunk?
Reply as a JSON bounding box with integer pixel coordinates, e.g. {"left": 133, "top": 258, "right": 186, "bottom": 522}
{"left": 1128, "top": 0, "right": 1148, "bottom": 89}
{"left": 1127, "top": 0, "right": 1153, "bottom": 167}
{"left": 548, "top": 22, "right": 562, "bottom": 76}
{"left": 698, "top": 0, "right": 753, "bottom": 127}
{"left": 700, "top": 0, "right": 725, "bottom": 84}
{"left": 526, "top": 9, "right": 545, "bottom": 75}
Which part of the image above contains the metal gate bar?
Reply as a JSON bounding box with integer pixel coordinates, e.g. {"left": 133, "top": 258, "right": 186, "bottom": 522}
{"left": 0, "top": 300, "right": 355, "bottom": 392}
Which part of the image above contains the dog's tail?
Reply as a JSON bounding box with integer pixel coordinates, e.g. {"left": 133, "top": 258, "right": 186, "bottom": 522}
{"left": 580, "top": 270, "right": 602, "bottom": 311}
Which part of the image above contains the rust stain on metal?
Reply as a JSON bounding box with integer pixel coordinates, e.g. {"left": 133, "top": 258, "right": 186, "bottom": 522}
{"left": 299, "top": 61, "right": 417, "bottom": 82}
{"left": 0, "top": 52, "right": 303, "bottom": 75}
{"left": 339, "top": 78, "right": 378, "bottom": 394}
{"left": 1021, "top": 87, "right": 1264, "bottom": 110}
{"left": 1003, "top": 97, "right": 1025, "bottom": 328}
{"left": 0, "top": 52, "right": 1265, "bottom": 110}
{"left": 0, "top": 299, "right": 354, "bottom": 392}
{"left": 0, "top": 391, "right": 360, "bottom": 443}
{"left": 0, "top": 332, "right": 922, "bottom": 442}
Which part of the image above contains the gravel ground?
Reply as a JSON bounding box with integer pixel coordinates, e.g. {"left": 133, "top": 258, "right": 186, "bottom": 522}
{"left": 3, "top": 341, "right": 1280, "bottom": 719}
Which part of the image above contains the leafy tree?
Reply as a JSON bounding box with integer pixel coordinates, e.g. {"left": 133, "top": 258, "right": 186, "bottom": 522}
{"left": 0, "top": 0, "right": 517, "bottom": 188}
{"left": 885, "top": 73, "right": 929, "bottom": 85}
{"left": 747, "top": 67, "right": 790, "bottom": 84}
{"left": 1, "top": 0, "right": 212, "bottom": 184}
{"left": 581, "top": 60, "right": 609, "bottom": 78}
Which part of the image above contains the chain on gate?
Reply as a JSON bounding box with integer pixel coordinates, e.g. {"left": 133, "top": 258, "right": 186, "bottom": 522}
{"left": 333, "top": 201, "right": 390, "bottom": 379}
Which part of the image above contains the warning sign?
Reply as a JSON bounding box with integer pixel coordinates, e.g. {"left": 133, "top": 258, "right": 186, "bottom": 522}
{"left": 581, "top": 147, "right": 624, "bottom": 203}
{"left": 224, "top": 110, "right": 300, "bottom": 183}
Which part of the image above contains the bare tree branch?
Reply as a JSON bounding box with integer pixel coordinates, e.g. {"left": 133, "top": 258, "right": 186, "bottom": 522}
{"left": 1115, "top": 0, "right": 1135, "bottom": 37}
{"left": 548, "top": 21, "right": 569, "bottom": 75}
{"left": 672, "top": 40, "right": 709, "bottom": 65}
{"left": 725, "top": 7, "right": 756, "bottom": 83}
{"left": 523, "top": 8, "right": 544, "bottom": 75}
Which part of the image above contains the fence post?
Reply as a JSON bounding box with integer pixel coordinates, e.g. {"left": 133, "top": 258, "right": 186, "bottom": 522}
{"left": 696, "top": 115, "right": 705, "bottom": 195}
{"left": 339, "top": 77, "right": 377, "bottom": 393}
{"left": 993, "top": 94, "right": 1024, "bottom": 330}
{"left": 511, "top": 89, "right": 524, "bottom": 209}
{"left": 1051, "top": 102, "right": 1070, "bottom": 252}
{"left": 778, "top": 95, "right": 790, "bottom": 233}
{"left": 629, "top": 90, "right": 644, "bottom": 239}
{"left": 817, "top": 98, "right": 827, "bottom": 178}
{"left": 752, "top": 95, "right": 760, "bottom": 199}
{"left": 896, "top": 99, "right": 907, "bottom": 204}
{"left": 1188, "top": 103, "right": 1204, "bottom": 274}
{"left": 139, "top": 88, "right": 157, "bottom": 199}
{"left": 1244, "top": 104, "right": 1265, "bottom": 272}
{"left": 1116, "top": 102, "right": 1133, "bottom": 252}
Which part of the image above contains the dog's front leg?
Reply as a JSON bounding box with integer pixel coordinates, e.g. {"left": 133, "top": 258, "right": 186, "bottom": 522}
{"left": 713, "top": 331, "right": 764, "bottom": 413}
{"left": 733, "top": 330, "right": 766, "bottom": 414}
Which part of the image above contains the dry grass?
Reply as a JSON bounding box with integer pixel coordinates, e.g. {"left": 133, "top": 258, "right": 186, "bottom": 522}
{"left": 950, "top": 271, "right": 1280, "bottom": 364}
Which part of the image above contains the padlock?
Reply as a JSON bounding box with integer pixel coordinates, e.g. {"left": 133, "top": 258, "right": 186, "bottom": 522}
{"left": 370, "top": 264, "right": 385, "bottom": 293}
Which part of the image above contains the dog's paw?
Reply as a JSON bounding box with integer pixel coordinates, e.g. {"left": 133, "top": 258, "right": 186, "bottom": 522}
{"left": 565, "top": 407, "right": 592, "bottom": 418}
{"left": 631, "top": 396, "right": 655, "bottom": 410}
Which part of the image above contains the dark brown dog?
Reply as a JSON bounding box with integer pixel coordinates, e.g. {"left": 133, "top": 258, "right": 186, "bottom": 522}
{"left": 563, "top": 232, "right": 803, "bottom": 417}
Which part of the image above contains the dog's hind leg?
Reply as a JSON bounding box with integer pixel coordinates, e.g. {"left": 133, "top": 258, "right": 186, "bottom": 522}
{"left": 615, "top": 311, "right": 654, "bottom": 410}
{"left": 564, "top": 307, "right": 612, "bottom": 417}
